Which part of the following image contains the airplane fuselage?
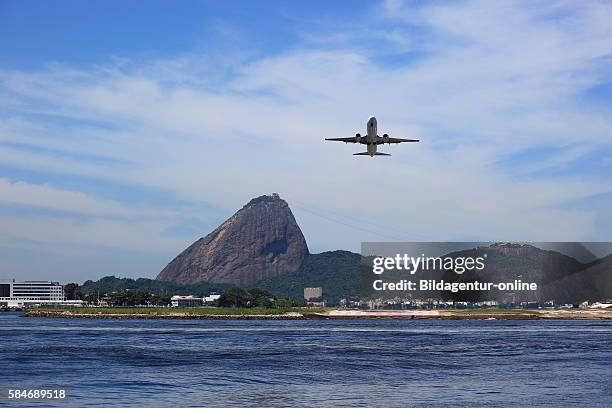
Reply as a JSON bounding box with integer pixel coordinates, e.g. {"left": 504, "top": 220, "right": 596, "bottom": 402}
{"left": 366, "top": 116, "right": 378, "bottom": 156}
{"left": 367, "top": 116, "right": 377, "bottom": 141}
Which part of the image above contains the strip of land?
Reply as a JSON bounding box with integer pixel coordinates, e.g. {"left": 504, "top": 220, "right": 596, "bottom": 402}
{"left": 24, "top": 307, "right": 612, "bottom": 320}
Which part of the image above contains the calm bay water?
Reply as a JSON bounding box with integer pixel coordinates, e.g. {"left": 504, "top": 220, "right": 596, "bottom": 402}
{"left": 0, "top": 313, "right": 611, "bottom": 407}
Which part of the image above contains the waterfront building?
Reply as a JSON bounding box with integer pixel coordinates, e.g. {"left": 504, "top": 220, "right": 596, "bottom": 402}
{"left": 0, "top": 279, "right": 82, "bottom": 307}
{"left": 204, "top": 294, "right": 221, "bottom": 305}
{"left": 170, "top": 295, "right": 203, "bottom": 307}
{"left": 305, "top": 300, "right": 326, "bottom": 307}
{"left": 589, "top": 301, "right": 612, "bottom": 309}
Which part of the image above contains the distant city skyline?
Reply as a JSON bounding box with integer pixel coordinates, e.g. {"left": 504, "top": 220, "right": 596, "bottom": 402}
{"left": 1, "top": 0, "right": 612, "bottom": 282}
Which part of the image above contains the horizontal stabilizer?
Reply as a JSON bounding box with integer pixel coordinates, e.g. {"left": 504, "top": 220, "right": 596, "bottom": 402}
{"left": 353, "top": 152, "right": 391, "bottom": 156}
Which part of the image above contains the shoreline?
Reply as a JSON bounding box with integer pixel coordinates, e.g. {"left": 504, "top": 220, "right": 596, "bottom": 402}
{"left": 24, "top": 308, "right": 612, "bottom": 320}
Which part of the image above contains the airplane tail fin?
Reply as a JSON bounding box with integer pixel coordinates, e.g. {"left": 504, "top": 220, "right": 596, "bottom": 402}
{"left": 353, "top": 152, "right": 391, "bottom": 156}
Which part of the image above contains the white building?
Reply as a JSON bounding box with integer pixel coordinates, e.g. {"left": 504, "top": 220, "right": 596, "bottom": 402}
{"left": 170, "top": 295, "right": 203, "bottom": 307}
{"left": 0, "top": 279, "right": 82, "bottom": 308}
{"left": 304, "top": 287, "right": 323, "bottom": 300}
{"left": 204, "top": 294, "right": 221, "bottom": 305}
{"left": 589, "top": 301, "right": 612, "bottom": 309}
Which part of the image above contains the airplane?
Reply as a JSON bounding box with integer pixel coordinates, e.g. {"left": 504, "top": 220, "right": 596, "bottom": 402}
{"left": 325, "top": 116, "right": 419, "bottom": 156}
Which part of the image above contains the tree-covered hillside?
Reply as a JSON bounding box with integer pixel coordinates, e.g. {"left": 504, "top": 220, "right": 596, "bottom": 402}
{"left": 259, "top": 250, "right": 361, "bottom": 304}
{"left": 79, "top": 251, "right": 362, "bottom": 305}
{"left": 80, "top": 276, "right": 231, "bottom": 297}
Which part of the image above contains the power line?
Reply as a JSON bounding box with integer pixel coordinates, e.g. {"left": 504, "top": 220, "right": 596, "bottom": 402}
{"left": 289, "top": 202, "right": 409, "bottom": 241}
{"left": 286, "top": 195, "right": 476, "bottom": 254}
{"left": 290, "top": 197, "right": 415, "bottom": 238}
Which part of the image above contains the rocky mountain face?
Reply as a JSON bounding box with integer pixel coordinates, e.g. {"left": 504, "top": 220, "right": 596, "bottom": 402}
{"left": 156, "top": 194, "right": 309, "bottom": 286}
{"left": 157, "top": 194, "right": 612, "bottom": 303}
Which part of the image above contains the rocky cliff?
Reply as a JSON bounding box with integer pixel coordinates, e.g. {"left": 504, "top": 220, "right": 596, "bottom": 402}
{"left": 156, "top": 194, "right": 309, "bottom": 286}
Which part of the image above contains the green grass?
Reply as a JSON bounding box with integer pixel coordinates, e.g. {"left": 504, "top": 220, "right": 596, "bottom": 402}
{"left": 39, "top": 306, "right": 332, "bottom": 315}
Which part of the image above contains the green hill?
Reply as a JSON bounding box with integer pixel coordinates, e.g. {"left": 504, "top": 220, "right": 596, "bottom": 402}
{"left": 259, "top": 250, "right": 361, "bottom": 304}
{"left": 80, "top": 275, "right": 231, "bottom": 297}
{"left": 79, "top": 250, "right": 362, "bottom": 305}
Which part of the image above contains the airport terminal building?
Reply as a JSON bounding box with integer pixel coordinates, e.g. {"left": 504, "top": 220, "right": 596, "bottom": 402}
{"left": 0, "top": 279, "right": 80, "bottom": 307}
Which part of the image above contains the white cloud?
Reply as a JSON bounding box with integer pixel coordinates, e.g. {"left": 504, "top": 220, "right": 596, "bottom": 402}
{"left": 1, "top": 0, "right": 612, "bottom": 281}
{"left": 0, "top": 177, "right": 132, "bottom": 216}
{"left": 0, "top": 211, "right": 191, "bottom": 251}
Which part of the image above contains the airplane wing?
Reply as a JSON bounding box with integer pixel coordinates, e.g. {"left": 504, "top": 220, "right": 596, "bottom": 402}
{"left": 384, "top": 137, "right": 419, "bottom": 144}
{"left": 325, "top": 137, "right": 364, "bottom": 144}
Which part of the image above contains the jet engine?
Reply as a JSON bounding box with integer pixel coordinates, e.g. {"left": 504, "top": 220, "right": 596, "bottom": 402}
{"left": 382, "top": 133, "right": 389, "bottom": 143}
{"left": 355, "top": 133, "right": 362, "bottom": 142}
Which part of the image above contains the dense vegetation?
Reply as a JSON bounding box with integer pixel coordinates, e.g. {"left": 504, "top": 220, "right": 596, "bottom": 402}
{"left": 217, "top": 287, "right": 296, "bottom": 308}
{"left": 79, "top": 276, "right": 231, "bottom": 297}
{"left": 67, "top": 250, "right": 361, "bottom": 306}
{"left": 68, "top": 277, "right": 300, "bottom": 307}
{"left": 259, "top": 250, "right": 361, "bottom": 304}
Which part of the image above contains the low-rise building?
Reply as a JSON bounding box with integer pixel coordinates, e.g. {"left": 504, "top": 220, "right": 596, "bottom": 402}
{"left": 589, "top": 301, "right": 612, "bottom": 309}
{"left": 204, "top": 294, "right": 221, "bottom": 305}
{"left": 0, "top": 279, "right": 82, "bottom": 307}
{"left": 170, "top": 295, "right": 203, "bottom": 307}
{"left": 305, "top": 300, "right": 326, "bottom": 307}
{"left": 304, "top": 287, "right": 323, "bottom": 300}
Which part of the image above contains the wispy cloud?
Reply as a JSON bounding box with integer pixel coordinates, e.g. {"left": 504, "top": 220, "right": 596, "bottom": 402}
{"left": 0, "top": 177, "right": 134, "bottom": 216}
{"left": 1, "top": 0, "right": 612, "bottom": 280}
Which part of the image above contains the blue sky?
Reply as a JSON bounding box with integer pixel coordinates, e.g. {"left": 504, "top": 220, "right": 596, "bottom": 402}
{"left": 1, "top": 0, "right": 612, "bottom": 283}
